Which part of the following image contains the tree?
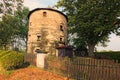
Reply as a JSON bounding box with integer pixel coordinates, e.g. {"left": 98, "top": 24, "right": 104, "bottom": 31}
{"left": 114, "top": 17, "right": 120, "bottom": 35}
{"left": 0, "top": 0, "right": 29, "bottom": 51}
{"left": 0, "top": 7, "right": 29, "bottom": 50}
{"left": 55, "top": 0, "right": 120, "bottom": 56}
{"left": 0, "top": 0, "right": 23, "bottom": 14}
{"left": 0, "top": 14, "right": 17, "bottom": 49}
{"left": 13, "top": 7, "right": 29, "bottom": 50}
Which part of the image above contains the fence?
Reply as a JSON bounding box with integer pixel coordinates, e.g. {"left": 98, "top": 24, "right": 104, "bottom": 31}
{"left": 46, "top": 56, "right": 120, "bottom": 80}
{"left": 24, "top": 53, "right": 36, "bottom": 66}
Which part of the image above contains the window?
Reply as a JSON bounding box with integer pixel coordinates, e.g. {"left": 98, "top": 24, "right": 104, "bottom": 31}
{"left": 59, "top": 37, "right": 65, "bottom": 44}
{"left": 60, "top": 37, "right": 62, "bottom": 42}
{"left": 43, "top": 12, "right": 47, "bottom": 17}
{"left": 36, "top": 33, "right": 41, "bottom": 41}
{"left": 60, "top": 25, "right": 63, "bottom": 31}
{"left": 37, "top": 36, "right": 41, "bottom": 41}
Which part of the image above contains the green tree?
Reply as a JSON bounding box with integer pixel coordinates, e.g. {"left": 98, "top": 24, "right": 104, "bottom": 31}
{"left": 0, "top": 14, "right": 17, "bottom": 49}
{"left": 114, "top": 18, "right": 120, "bottom": 35}
{"left": 0, "top": 0, "right": 23, "bottom": 14}
{"left": 12, "top": 7, "right": 29, "bottom": 50}
{"left": 0, "top": 0, "right": 28, "bottom": 51}
{"left": 0, "top": 7, "right": 29, "bottom": 50}
{"left": 55, "top": 0, "right": 120, "bottom": 56}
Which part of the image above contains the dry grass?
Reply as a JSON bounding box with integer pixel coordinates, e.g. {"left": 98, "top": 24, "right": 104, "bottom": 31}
{"left": 0, "top": 67, "right": 66, "bottom": 80}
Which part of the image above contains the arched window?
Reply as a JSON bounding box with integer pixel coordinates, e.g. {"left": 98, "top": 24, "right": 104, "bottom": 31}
{"left": 60, "top": 25, "right": 63, "bottom": 31}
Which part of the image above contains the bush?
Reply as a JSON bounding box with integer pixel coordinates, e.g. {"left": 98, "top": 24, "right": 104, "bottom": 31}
{"left": 0, "top": 50, "right": 11, "bottom": 58}
{"left": 0, "top": 50, "right": 24, "bottom": 70}
{"left": 94, "top": 51, "right": 120, "bottom": 62}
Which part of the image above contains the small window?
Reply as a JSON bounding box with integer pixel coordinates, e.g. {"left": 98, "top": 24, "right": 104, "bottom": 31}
{"left": 36, "top": 33, "right": 41, "bottom": 41}
{"left": 59, "top": 37, "right": 65, "bottom": 44}
{"left": 60, "top": 25, "right": 63, "bottom": 31}
{"left": 43, "top": 12, "right": 47, "bottom": 17}
{"left": 60, "top": 37, "right": 62, "bottom": 42}
{"left": 37, "top": 35, "right": 41, "bottom": 41}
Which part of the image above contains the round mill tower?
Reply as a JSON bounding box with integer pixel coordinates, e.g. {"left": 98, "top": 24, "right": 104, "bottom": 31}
{"left": 27, "top": 8, "right": 68, "bottom": 56}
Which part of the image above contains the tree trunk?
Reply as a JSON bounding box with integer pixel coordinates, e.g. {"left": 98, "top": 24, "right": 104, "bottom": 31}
{"left": 88, "top": 44, "right": 95, "bottom": 57}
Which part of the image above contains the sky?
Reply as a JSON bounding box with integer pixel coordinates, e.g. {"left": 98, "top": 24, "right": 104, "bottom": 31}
{"left": 23, "top": 0, "right": 58, "bottom": 10}
{"left": 23, "top": 0, "right": 120, "bottom": 51}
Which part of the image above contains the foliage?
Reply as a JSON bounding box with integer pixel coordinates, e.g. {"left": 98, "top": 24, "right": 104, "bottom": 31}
{"left": 0, "top": 15, "right": 17, "bottom": 49}
{"left": 14, "top": 7, "right": 29, "bottom": 40}
{"left": 46, "top": 54, "right": 56, "bottom": 61}
{"left": 0, "top": 50, "right": 11, "bottom": 58}
{"left": 0, "top": 50, "right": 24, "bottom": 70}
{"left": 94, "top": 51, "right": 120, "bottom": 62}
{"left": 114, "top": 18, "right": 120, "bottom": 36}
{"left": 0, "top": 0, "right": 29, "bottom": 51}
{"left": 11, "top": 7, "right": 29, "bottom": 51}
{"left": 39, "top": 28, "right": 49, "bottom": 52}
{"left": 55, "top": 0, "right": 120, "bottom": 56}
{"left": 0, "top": 7, "right": 29, "bottom": 50}
{"left": 0, "top": 0, "right": 23, "bottom": 14}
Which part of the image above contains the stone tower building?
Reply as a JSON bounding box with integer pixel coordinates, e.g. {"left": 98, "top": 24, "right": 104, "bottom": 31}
{"left": 27, "top": 8, "right": 68, "bottom": 55}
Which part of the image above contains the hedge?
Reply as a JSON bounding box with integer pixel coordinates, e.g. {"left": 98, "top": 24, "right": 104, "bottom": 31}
{"left": 94, "top": 51, "right": 120, "bottom": 62}
{"left": 0, "top": 50, "right": 24, "bottom": 70}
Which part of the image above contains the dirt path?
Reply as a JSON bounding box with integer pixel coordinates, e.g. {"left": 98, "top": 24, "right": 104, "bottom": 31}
{"left": 0, "top": 68, "right": 66, "bottom": 80}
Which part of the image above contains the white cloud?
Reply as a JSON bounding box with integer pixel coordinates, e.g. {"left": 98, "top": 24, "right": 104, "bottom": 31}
{"left": 23, "top": 0, "right": 58, "bottom": 10}
{"left": 23, "top": 0, "right": 46, "bottom": 10}
{"left": 97, "top": 34, "right": 120, "bottom": 51}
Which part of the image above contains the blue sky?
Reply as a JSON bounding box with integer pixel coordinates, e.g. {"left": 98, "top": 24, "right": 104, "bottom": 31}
{"left": 24, "top": 0, "right": 58, "bottom": 10}
{"left": 24, "top": 0, "right": 120, "bottom": 51}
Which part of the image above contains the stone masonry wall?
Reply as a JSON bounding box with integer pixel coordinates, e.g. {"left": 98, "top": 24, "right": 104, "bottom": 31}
{"left": 27, "top": 8, "right": 68, "bottom": 56}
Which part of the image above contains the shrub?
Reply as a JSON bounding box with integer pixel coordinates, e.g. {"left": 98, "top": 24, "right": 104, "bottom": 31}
{"left": 0, "top": 50, "right": 24, "bottom": 70}
{"left": 94, "top": 51, "right": 120, "bottom": 62}
{"left": 0, "top": 50, "right": 11, "bottom": 58}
